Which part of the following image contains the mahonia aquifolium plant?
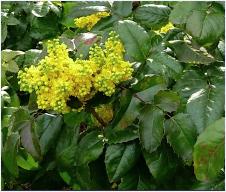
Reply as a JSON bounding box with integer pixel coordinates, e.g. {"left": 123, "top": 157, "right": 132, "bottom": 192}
{"left": 74, "top": 12, "right": 110, "bottom": 31}
{"left": 18, "top": 31, "right": 133, "bottom": 114}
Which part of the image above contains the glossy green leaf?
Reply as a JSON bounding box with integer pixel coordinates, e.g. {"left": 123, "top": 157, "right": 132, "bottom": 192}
{"left": 30, "top": 13, "right": 59, "bottom": 40}
{"left": 115, "top": 20, "right": 150, "bottom": 61}
{"left": 56, "top": 125, "right": 80, "bottom": 167}
{"left": 143, "top": 144, "right": 178, "bottom": 182}
{"left": 146, "top": 52, "right": 182, "bottom": 79}
{"left": 2, "top": 132, "right": 20, "bottom": 177}
{"left": 136, "top": 83, "right": 167, "bottom": 102}
{"left": 185, "top": 4, "right": 225, "bottom": 46}
{"left": 114, "top": 97, "right": 142, "bottom": 130}
{"left": 154, "top": 90, "right": 180, "bottom": 112}
{"left": 92, "top": 15, "right": 119, "bottom": 32}
{"left": 131, "top": 75, "right": 165, "bottom": 93}
{"left": 23, "top": 49, "right": 42, "bottom": 66}
{"left": 109, "top": 89, "right": 133, "bottom": 129}
{"left": 20, "top": 120, "right": 42, "bottom": 160}
{"left": 1, "top": 21, "right": 7, "bottom": 43}
{"left": 77, "top": 130, "right": 104, "bottom": 165}
{"left": 134, "top": 4, "right": 171, "bottom": 29}
{"left": 169, "top": 2, "right": 207, "bottom": 24}
{"left": 31, "top": 1, "right": 50, "bottom": 17}
{"left": 38, "top": 114, "right": 63, "bottom": 155}
{"left": 105, "top": 142, "right": 140, "bottom": 182}
{"left": 9, "top": 108, "right": 30, "bottom": 133}
{"left": 170, "top": 2, "right": 224, "bottom": 46}
{"left": 1, "top": 49, "right": 24, "bottom": 63}
{"left": 187, "top": 85, "right": 224, "bottom": 134}
{"left": 139, "top": 105, "right": 164, "bottom": 153}
{"left": 105, "top": 125, "right": 138, "bottom": 144}
{"left": 75, "top": 164, "right": 92, "bottom": 189}
{"left": 112, "top": 1, "right": 132, "bottom": 17}
{"left": 173, "top": 70, "right": 207, "bottom": 99}
{"left": 63, "top": 111, "right": 86, "bottom": 127}
{"left": 193, "top": 118, "right": 225, "bottom": 181}
{"left": 167, "top": 40, "right": 215, "bottom": 64}
{"left": 17, "top": 151, "right": 39, "bottom": 170}
{"left": 164, "top": 113, "right": 197, "bottom": 165}
{"left": 118, "top": 169, "right": 139, "bottom": 190}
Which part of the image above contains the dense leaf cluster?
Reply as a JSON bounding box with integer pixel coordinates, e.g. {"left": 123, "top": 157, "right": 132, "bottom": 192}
{"left": 1, "top": 1, "right": 225, "bottom": 190}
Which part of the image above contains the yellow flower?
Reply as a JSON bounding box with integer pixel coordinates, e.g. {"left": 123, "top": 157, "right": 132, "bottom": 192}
{"left": 18, "top": 31, "right": 133, "bottom": 114}
{"left": 155, "top": 22, "right": 174, "bottom": 34}
{"left": 74, "top": 12, "right": 110, "bottom": 31}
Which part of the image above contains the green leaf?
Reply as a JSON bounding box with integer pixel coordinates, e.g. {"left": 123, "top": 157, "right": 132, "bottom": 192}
{"left": 9, "top": 108, "right": 30, "bottom": 133}
{"left": 23, "top": 49, "right": 42, "bottom": 66}
{"left": 77, "top": 130, "right": 104, "bottom": 165}
{"left": 134, "top": 4, "right": 171, "bottom": 29}
{"left": 30, "top": 12, "right": 59, "bottom": 40}
{"left": 31, "top": 1, "right": 50, "bottom": 17}
{"left": 131, "top": 75, "right": 165, "bottom": 93}
{"left": 49, "top": 2, "right": 61, "bottom": 17}
{"left": 7, "top": 15, "right": 20, "bottom": 25}
{"left": 167, "top": 40, "right": 215, "bottom": 64}
{"left": 164, "top": 113, "right": 197, "bottom": 165}
{"left": 173, "top": 70, "right": 207, "bottom": 99}
{"left": 143, "top": 144, "right": 178, "bottom": 182}
{"left": 112, "top": 1, "right": 133, "bottom": 17}
{"left": 146, "top": 52, "right": 182, "bottom": 79}
{"left": 75, "top": 164, "right": 92, "bottom": 189}
{"left": 2, "top": 49, "right": 24, "bottom": 63}
{"left": 38, "top": 114, "right": 63, "bottom": 155}
{"left": 154, "top": 90, "right": 180, "bottom": 112}
{"left": 1, "top": 21, "right": 7, "bottom": 43}
{"left": 118, "top": 169, "right": 139, "bottom": 190}
{"left": 105, "top": 141, "right": 140, "bottom": 182}
{"left": 91, "top": 15, "right": 119, "bottom": 31}
{"left": 169, "top": 2, "right": 207, "bottom": 24}
{"left": 59, "top": 171, "right": 71, "bottom": 185}
{"left": 139, "top": 105, "right": 164, "bottom": 153}
{"left": 3, "top": 60, "right": 19, "bottom": 73}
{"left": 108, "top": 89, "right": 132, "bottom": 129}
{"left": 56, "top": 125, "right": 80, "bottom": 167}
{"left": 20, "top": 120, "right": 42, "bottom": 160}
{"left": 105, "top": 125, "right": 139, "bottom": 144}
{"left": 185, "top": 4, "right": 225, "bottom": 46}
{"left": 170, "top": 2, "right": 224, "bottom": 46}
{"left": 61, "top": 2, "right": 109, "bottom": 28}
{"left": 193, "top": 118, "right": 225, "bottom": 181}
{"left": 114, "top": 97, "right": 142, "bottom": 130}
{"left": 2, "top": 132, "right": 20, "bottom": 177}
{"left": 136, "top": 83, "right": 167, "bottom": 102}
{"left": 186, "top": 85, "right": 224, "bottom": 134}
{"left": 63, "top": 111, "right": 86, "bottom": 127}
{"left": 17, "top": 150, "right": 39, "bottom": 170}
{"left": 115, "top": 20, "right": 150, "bottom": 61}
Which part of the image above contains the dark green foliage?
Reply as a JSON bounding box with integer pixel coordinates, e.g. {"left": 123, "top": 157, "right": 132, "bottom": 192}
{"left": 1, "top": 1, "right": 225, "bottom": 190}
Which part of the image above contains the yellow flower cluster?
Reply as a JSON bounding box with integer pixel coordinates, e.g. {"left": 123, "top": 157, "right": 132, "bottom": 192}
{"left": 91, "top": 31, "right": 133, "bottom": 96}
{"left": 93, "top": 104, "right": 113, "bottom": 126}
{"left": 74, "top": 12, "right": 110, "bottom": 31}
{"left": 18, "top": 32, "right": 133, "bottom": 113}
{"left": 155, "top": 22, "right": 174, "bottom": 34}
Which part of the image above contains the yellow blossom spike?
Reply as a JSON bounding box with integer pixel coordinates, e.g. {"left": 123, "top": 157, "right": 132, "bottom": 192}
{"left": 74, "top": 12, "right": 110, "bottom": 31}
{"left": 18, "top": 31, "right": 133, "bottom": 114}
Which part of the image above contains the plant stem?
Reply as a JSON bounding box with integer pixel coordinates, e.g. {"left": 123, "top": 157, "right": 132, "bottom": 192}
{"left": 90, "top": 108, "right": 107, "bottom": 127}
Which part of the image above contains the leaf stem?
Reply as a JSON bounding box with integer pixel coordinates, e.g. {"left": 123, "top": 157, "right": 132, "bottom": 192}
{"left": 90, "top": 108, "right": 107, "bottom": 127}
